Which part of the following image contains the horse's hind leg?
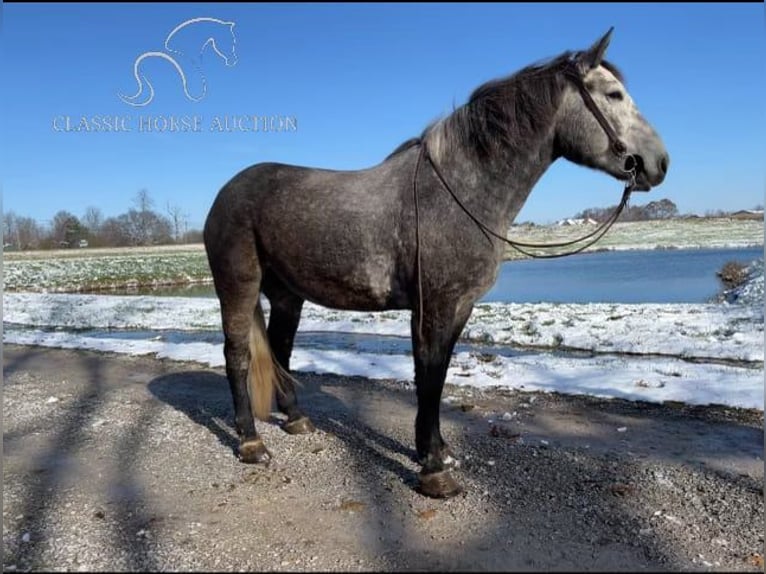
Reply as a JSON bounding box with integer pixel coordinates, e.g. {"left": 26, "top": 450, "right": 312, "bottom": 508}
{"left": 205, "top": 226, "right": 273, "bottom": 464}
{"left": 262, "top": 272, "right": 315, "bottom": 435}
{"left": 216, "top": 285, "right": 274, "bottom": 464}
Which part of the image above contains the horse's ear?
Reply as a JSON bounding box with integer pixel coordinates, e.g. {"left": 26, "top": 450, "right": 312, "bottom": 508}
{"left": 580, "top": 27, "right": 614, "bottom": 70}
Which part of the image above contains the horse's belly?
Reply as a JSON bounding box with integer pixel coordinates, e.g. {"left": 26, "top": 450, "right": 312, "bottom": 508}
{"left": 269, "top": 253, "right": 409, "bottom": 312}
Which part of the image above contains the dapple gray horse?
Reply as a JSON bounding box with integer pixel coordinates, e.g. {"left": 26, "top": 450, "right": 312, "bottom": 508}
{"left": 204, "top": 28, "right": 669, "bottom": 498}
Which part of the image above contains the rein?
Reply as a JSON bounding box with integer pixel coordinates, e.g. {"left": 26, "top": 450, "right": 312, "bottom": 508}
{"left": 411, "top": 62, "right": 638, "bottom": 339}
{"left": 422, "top": 143, "right": 636, "bottom": 259}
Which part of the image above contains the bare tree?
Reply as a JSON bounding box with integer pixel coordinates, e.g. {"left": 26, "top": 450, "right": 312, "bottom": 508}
{"left": 181, "top": 228, "right": 204, "bottom": 243}
{"left": 82, "top": 206, "right": 104, "bottom": 235}
{"left": 100, "top": 216, "right": 128, "bottom": 246}
{"left": 576, "top": 198, "right": 679, "bottom": 222}
{"left": 166, "top": 202, "right": 188, "bottom": 243}
{"left": 133, "top": 189, "right": 155, "bottom": 245}
{"left": 3, "top": 211, "right": 18, "bottom": 247}
{"left": 134, "top": 188, "right": 154, "bottom": 213}
{"left": 16, "top": 216, "right": 44, "bottom": 249}
{"left": 108, "top": 209, "right": 173, "bottom": 246}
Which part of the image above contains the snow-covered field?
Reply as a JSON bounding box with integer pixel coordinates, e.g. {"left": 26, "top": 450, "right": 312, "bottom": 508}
{"left": 3, "top": 249, "right": 210, "bottom": 293}
{"left": 4, "top": 291, "right": 763, "bottom": 410}
{"left": 4, "top": 218, "right": 762, "bottom": 292}
{"left": 504, "top": 217, "right": 763, "bottom": 257}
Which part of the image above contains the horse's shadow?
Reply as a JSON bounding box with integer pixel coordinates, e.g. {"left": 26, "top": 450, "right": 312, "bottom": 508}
{"left": 147, "top": 369, "right": 419, "bottom": 484}
{"left": 148, "top": 370, "right": 239, "bottom": 455}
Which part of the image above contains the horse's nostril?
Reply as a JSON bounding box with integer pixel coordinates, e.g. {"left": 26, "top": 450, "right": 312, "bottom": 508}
{"left": 659, "top": 155, "right": 669, "bottom": 175}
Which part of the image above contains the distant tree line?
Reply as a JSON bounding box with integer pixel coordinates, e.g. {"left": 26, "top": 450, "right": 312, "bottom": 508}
{"left": 573, "top": 199, "right": 764, "bottom": 223}
{"left": 3, "top": 189, "right": 204, "bottom": 250}
{"left": 574, "top": 198, "right": 680, "bottom": 223}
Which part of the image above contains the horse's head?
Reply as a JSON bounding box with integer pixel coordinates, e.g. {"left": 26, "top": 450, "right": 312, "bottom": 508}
{"left": 555, "top": 28, "right": 669, "bottom": 191}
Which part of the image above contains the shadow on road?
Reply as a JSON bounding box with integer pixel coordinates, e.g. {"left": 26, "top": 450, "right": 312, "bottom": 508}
{"left": 5, "top": 344, "right": 762, "bottom": 571}
{"left": 4, "top": 347, "right": 160, "bottom": 571}
{"left": 149, "top": 370, "right": 239, "bottom": 456}
{"left": 146, "top": 366, "right": 697, "bottom": 570}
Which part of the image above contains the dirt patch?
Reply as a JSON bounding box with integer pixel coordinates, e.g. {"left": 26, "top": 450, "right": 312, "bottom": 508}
{"left": 3, "top": 345, "right": 763, "bottom": 571}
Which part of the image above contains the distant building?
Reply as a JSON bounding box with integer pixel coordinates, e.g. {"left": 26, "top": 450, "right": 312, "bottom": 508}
{"left": 730, "top": 210, "right": 764, "bottom": 220}
{"left": 556, "top": 217, "right": 598, "bottom": 226}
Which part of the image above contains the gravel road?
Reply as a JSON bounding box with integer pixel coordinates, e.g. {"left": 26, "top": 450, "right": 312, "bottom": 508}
{"left": 3, "top": 344, "right": 764, "bottom": 571}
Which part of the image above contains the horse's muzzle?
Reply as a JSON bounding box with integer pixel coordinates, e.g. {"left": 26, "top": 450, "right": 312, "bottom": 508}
{"left": 630, "top": 153, "right": 668, "bottom": 191}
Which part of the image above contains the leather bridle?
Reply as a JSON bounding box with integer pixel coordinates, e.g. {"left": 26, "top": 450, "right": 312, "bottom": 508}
{"left": 414, "top": 56, "right": 640, "bottom": 260}
{"left": 411, "top": 58, "right": 640, "bottom": 338}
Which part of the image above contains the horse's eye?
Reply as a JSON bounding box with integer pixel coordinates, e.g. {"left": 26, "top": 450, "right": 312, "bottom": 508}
{"left": 607, "top": 90, "right": 624, "bottom": 101}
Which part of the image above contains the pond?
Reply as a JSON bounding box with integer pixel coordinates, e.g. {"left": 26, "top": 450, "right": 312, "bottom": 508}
{"left": 484, "top": 246, "right": 762, "bottom": 304}
{"left": 120, "top": 247, "right": 761, "bottom": 304}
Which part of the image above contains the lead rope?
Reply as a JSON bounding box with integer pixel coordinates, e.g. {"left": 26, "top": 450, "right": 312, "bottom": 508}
{"left": 424, "top": 144, "right": 636, "bottom": 259}
{"left": 412, "top": 144, "right": 426, "bottom": 344}
{"left": 411, "top": 58, "right": 638, "bottom": 334}
{"left": 411, "top": 141, "right": 634, "bottom": 341}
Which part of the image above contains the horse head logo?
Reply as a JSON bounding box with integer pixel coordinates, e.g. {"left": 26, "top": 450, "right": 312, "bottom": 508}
{"left": 119, "top": 17, "right": 238, "bottom": 107}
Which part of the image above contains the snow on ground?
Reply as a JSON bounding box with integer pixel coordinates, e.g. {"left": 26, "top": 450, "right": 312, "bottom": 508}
{"left": 4, "top": 293, "right": 763, "bottom": 362}
{"left": 721, "top": 258, "right": 764, "bottom": 306}
{"left": 5, "top": 327, "right": 762, "bottom": 410}
{"left": 4, "top": 290, "right": 764, "bottom": 410}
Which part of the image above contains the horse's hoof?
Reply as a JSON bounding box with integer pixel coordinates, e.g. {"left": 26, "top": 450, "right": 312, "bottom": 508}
{"left": 283, "top": 416, "right": 315, "bottom": 435}
{"left": 239, "top": 438, "right": 272, "bottom": 465}
{"left": 417, "top": 470, "right": 463, "bottom": 499}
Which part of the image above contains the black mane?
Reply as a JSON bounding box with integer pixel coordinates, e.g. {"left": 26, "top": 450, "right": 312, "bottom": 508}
{"left": 387, "top": 51, "right": 625, "bottom": 161}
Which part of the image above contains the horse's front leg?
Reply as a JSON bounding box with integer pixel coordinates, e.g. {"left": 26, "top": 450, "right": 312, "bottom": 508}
{"left": 411, "top": 303, "right": 473, "bottom": 498}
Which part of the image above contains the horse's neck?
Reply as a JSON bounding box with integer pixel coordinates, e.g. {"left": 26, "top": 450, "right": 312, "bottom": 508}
{"left": 426, "top": 126, "right": 556, "bottom": 240}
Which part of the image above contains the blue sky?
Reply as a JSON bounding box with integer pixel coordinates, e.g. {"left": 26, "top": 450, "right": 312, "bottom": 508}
{"left": 4, "top": 3, "right": 765, "bottom": 228}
